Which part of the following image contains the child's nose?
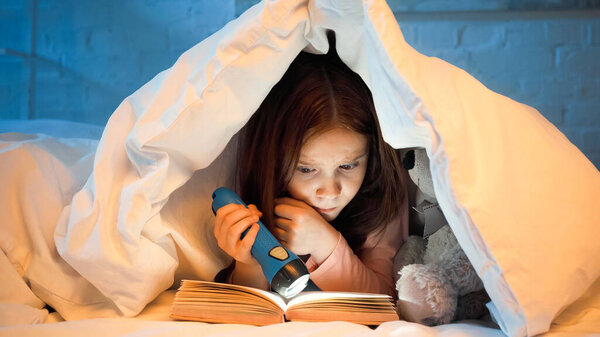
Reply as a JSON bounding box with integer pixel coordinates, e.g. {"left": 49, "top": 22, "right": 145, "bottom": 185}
{"left": 316, "top": 178, "right": 341, "bottom": 199}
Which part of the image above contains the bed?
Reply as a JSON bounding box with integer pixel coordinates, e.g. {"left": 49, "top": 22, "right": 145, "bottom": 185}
{"left": 0, "top": 278, "right": 598, "bottom": 336}
{"left": 1, "top": 0, "right": 599, "bottom": 336}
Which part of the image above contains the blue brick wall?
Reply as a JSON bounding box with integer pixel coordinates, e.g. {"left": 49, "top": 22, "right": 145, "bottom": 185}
{"left": 1, "top": 1, "right": 599, "bottom": 168}
{"left": 0, "top": 1, "right": 31, "bottom": 120}
{"left": 1, "top": 0, "right": 235, "bottom": 125}
{"left": 395, "top": 10, "right": 600, "bottom": 168}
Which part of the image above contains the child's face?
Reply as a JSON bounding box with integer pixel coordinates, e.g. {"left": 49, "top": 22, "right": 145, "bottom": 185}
{"left": 286, "top": 127, "right": 368, "bottom": 222}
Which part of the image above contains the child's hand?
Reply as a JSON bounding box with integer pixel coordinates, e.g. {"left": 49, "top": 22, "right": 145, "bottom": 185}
{"left": 273, "top": 197, "right": 339, "bottom": 264}
{"left": 214, "top": 203, "right": 262, "bottom": 265}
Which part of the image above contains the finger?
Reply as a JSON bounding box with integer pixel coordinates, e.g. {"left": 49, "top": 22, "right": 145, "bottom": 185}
{"left": 217, "top": 206, "right": 255, "bottom": 244}
{"left": 230, "top": 214, "right": 260, "bottom": 240}
{"left": 247, "top": 204, "right": 263, "bottom": 218}
{"left": 218, "top": 215, "right": 257, "bottom": 258}
{"left": 214, "top": 206, "right": 231, "bottom": 240}
{"left": 271, "top": 226, "right": 288, "bottom": 243}
{"left": 238, "top": 223, "right": 259, "bottom": 252}
{"left": 273, "top": 217, "right": 292, "bottom": 231}
{"left": 222, "top": 206, "right": 257, "bottom": 234}
{"left": 274, "top": 197, "right": 309, "bottom": 209}
{"left": 215, "top": 204, "right": 243, "bottom": 235}
{"left": 214, "top": 203, "right": 239, "bottom": 227}
{"left": 215, "top": 203, "right": 244, "bottom": 218}
{"left": 273, "top": 203, "right": 300, "bottom": 220}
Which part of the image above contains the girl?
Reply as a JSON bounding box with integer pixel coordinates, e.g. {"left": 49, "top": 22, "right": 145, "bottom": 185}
{"left": 213, "top": 40, "right": 408, "bottom": 298}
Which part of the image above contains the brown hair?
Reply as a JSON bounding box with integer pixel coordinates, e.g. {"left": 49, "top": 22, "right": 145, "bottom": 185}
{"left": 236, "top": 39, "right": 405, "bottom": 252}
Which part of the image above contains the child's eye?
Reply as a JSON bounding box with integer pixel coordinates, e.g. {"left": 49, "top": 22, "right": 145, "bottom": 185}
{"left": 297, "top": 167, "right": 315, "bottom": 174}
{"left": 339, "top": 162, "right": 358, "bottom": 170}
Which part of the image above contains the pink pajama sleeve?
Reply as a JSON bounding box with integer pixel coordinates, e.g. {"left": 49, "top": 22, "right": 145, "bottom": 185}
{"left": 305, "top": 201, "right": 408, "bottom": 298}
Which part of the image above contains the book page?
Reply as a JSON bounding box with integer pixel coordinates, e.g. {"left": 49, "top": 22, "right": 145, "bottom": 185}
{"left": 284, "top": 291, "right": 398, "bottom": 325}
{"left": 172, "top": 280, "right": 288, "bottom": 325}
{"left": 178, "top": 279, "right": 287, "bottom": 310}
{"left": 287, "top": 291, "right": 391, "bottom": 307}
{"left": 172, "top": 280, "right": 398, "bottom": 326}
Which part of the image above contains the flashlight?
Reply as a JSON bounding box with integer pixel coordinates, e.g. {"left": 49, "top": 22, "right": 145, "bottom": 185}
{"left": 211, "top": 187, "right": 313, "bottom": 298}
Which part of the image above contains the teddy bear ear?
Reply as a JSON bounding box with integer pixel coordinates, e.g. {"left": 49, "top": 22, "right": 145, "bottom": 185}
{"left": 403, "top": 150, "right": 415, "bottom": 170}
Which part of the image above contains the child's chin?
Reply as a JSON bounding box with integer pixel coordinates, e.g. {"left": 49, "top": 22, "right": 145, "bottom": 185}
{"left": 320, "top": 212, "right": 338, "bottom": 222}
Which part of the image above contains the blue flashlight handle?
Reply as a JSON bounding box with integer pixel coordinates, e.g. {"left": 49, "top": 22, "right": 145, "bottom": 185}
{"left": 211, "top": 187, "right": 301, "bottom": 284}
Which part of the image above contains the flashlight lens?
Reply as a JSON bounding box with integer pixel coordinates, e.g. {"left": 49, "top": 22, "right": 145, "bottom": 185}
{"left": 283, "top": 274, "right": 310, "bottom": 298}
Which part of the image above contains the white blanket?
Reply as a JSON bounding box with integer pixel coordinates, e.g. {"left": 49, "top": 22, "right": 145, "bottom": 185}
{"left": 1, "top": 277, "right": 599, "bottom": 336}
{"left": 1, "top": 0, "right": 599, "bottom": 336}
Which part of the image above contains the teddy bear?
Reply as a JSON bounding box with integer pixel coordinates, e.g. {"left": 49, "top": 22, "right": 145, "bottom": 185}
{"left": 393, "top": 148, "right": 490, "bottom": 326}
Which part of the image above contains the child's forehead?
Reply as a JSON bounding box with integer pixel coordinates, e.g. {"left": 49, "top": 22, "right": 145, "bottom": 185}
{"left": 298, "top": 127, "right": 368, "bottom": 162}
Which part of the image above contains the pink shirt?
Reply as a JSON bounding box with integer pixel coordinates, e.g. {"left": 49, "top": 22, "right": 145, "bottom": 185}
{"left": 305, "top": 197, "right": 409, "bottom": 298}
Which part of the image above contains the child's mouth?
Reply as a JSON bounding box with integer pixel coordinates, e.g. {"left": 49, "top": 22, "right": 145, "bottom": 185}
{"left": 317, "top": 207, "right": 336, "bottom": 213}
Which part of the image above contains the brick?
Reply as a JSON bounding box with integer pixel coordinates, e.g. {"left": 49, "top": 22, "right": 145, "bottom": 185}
{"left": 564, "top": 102, "right": 600, "bottom": 127}
{"left": 0, "top": 3, "right": 31, "bottom": 52}
{"left": 191, "top": 2, "right": 235, "bottom": 27}
{"left": 0, "top": 84, "right": 25, "bottom": 120}
{"left": 517, "top": 78, "right": 543, "bottom": 100}
{"left": 235, "top": 0, "right": 260, "bottom": 17}
{"left": 555, "top": 46, "right": 600, "bottom": 76}
{"left": 468, "top": 46, "right": 553, "bottom": 79}
{"left": 388, "top": 0, "right": 506, "bottom": 12}
{"left": 546, "top": 20, "right": 586, "bottom": 46}
{"left": 0, "top": 57, "right": 26, "bottom": 84}
{"left": 81, "top": 83, "right": 123, "bottom": 113}
{"left": 505, "top": 20, "right": 547, "bottom": 48}
{"left": 0, "top": 57, "right": 29, "bottom": 119}
{"left": 33, "top": 57, "right": 63, "bottom": 81}
{"left": 459, "top": 22, "right": 505, "bottom": 49}
{"left": 540, "top": 75, "right": 582, "bottom": 100}
{"left": 39, "top": 1, "right": 112, "bottom": 29}
{"left": 166, "top": 20, "right": 222, "bottom": 56}
{"left": 413, "top": 21, "right": 460, "bottom": 52}
{"left": 36, "top": 27, "right": 75, "bottom": 59}
{"left": 0, "top": 85, "right": 10, "bottom": 99}
{"left": 34, "top": 80, "right": 112, "bottom": 125}
{"left": 581, "top": 128, "right": 600, "bottom": 153}
{"left": 590, "top": 20, "right": 600, "bottom": 45}
{"left": 77, "top": 27, "right": 121, "bottom": 55}
{"left": 136, "top": 51, "right": 174, "bottom": 81}
{"left": 34, "top": 80, "right": 73, "bottom": 112}
{"left": 579, "top": 77, "right": 600, "bottom": 99}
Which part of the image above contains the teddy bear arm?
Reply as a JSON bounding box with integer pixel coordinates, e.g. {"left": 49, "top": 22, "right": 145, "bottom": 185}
{"left": 396, "top": 264, "right": 457, "bottom": 326}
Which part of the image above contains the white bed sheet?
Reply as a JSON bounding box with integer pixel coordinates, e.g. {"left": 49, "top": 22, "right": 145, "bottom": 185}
{"left": 1, "top": 276, "right": 598, "bottom": 337}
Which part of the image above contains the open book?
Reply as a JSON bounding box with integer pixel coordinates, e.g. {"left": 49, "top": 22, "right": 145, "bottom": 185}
{"left": 171, "top": 280, "right": 399, "bottom": 326}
